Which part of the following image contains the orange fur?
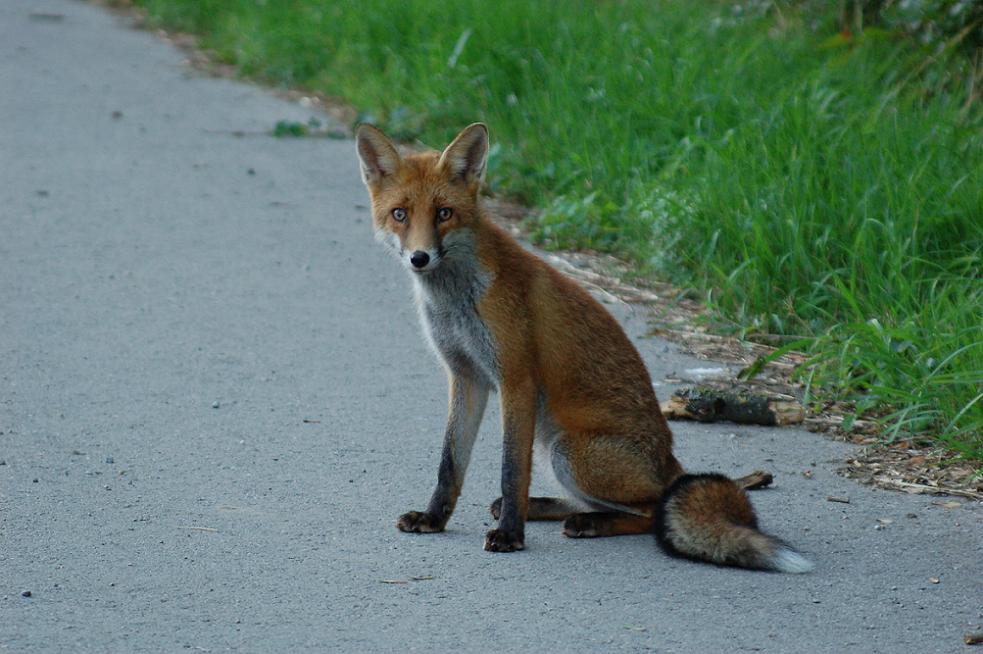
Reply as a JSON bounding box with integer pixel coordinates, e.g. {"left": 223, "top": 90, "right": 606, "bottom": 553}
{"left": 356, "top": 123, "right": 812, "bottom": 572}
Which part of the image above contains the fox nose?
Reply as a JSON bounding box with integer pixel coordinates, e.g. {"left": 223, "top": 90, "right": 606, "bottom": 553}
{"left": 410, "top": 251, "right": 430, "bottom": 269}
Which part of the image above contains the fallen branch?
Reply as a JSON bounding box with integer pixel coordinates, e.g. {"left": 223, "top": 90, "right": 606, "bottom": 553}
{"left": 661, "top": 385, "right": 804, "bottom": 426}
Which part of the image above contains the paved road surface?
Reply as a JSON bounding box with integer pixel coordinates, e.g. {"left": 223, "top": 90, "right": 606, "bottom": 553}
{"left": 1, "top": 2, "right": 980, "bottom": 652}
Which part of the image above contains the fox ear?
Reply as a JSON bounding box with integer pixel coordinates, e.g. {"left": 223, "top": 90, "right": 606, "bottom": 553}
{"left": 438, "top": 123, "right": 488, "bottom": 185}
{"left": 356, "top": 124, "right": 401, "bottom": 186}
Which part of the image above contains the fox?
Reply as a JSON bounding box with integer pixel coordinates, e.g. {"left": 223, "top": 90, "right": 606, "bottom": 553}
{"left": 355, "top": 122, "right": 813, "bottom": 573}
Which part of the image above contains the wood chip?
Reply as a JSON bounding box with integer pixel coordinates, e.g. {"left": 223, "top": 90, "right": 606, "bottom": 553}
{"left": 175, "top": 526, "right": 218, "bottom": 533}
{"left": 735, "top": 470, "right": 773, "bottom": 490}
{"left": 379, "top": 579, "right": 408, "bottom": 585}
{"left": 964, "top": 632, "right": 983, "bottom": 645}
{"left": 827, "top": 495, "right": 850, "bottom": 504}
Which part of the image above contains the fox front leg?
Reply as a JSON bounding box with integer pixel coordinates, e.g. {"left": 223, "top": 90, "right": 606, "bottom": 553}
{"left": 397, "top": 372, "right": 489, "bottom": 533}
{"left": 484, "top": 377, "right": 536, "bottom": 552}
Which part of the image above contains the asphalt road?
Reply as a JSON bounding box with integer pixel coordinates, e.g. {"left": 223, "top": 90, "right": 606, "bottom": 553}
{"left": 1, "top": 2, "right": 981, "bottom": 652}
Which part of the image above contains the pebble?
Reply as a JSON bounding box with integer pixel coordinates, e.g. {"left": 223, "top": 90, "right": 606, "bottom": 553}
{"left": 105, "top": 456, "right": 114, "bottom": 464}
{"left": 211, "top": 401, "right": 220, "bottom": 409}
{"left": 21, "top": 590, "right": 31, "bottom": 598}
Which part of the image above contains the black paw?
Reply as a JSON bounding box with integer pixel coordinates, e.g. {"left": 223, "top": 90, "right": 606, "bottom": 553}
{"left": 563, "top": 514, "right": 599, "bottom": 538}
{"left": 396, "top": 511, "right": 445, "bottom": 533}
{"left": 489, "top": 497, "right": 502, "bottom": 520}
{"left": 484, "top": 528, "right": 524, "bottom": 552}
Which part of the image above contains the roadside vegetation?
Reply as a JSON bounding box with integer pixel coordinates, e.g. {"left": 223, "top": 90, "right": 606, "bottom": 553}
{"left": 132, "top": 0, "right": 983, "bottom": 461}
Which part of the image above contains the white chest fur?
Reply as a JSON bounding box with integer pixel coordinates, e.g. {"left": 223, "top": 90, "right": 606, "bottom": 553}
{"left": 412, "top": 255, "right": 499, "bottom": 386}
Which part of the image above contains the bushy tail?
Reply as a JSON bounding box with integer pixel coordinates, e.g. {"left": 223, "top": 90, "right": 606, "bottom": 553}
{"left": 653, "top": 473, "right": 813, "bottom": 574}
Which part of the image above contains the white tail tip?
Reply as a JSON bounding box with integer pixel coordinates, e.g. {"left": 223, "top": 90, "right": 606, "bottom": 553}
{"left": 772, "top": 547, "right": 815, "bottom": 574}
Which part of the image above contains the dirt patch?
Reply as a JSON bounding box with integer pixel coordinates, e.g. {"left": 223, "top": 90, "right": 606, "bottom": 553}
{"left": 841, "top": 441, "right": 983, "bottom": 501}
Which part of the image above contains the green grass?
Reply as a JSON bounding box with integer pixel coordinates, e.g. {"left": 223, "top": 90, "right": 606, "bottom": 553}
{"left": 133, "top": 0, "right": 983, "bottom": 460}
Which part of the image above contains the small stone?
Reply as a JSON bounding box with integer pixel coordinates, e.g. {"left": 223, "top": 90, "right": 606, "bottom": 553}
{"left": 111, "top": 110, "right": 123, "bottom": 119}
{"left": 105, "top": 456, "right": 114, "bottom": 464}
{"left": 211, "top": 401, "right": 220, "bottom": 409}
{"left": 247, "top": 168, "right": 256, "bottom": 176}
{"left": 32, "top": 478, "right": 38, "bottom": 483}
{"left": 21, "top": 590, "right": 31, "bottom": 598}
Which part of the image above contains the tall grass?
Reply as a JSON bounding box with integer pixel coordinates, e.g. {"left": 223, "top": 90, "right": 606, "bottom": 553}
{"left": 133, "top": 0, "right": 983, "bottom": 459}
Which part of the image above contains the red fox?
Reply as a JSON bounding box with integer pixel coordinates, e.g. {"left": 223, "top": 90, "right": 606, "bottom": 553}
{"left": 355, "top": 123, "right": 813, "bottom": 573}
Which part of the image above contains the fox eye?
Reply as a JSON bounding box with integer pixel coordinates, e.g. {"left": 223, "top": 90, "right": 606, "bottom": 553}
{"left": 437, "top": 207, "right": 453, "bottom": 222}
{"left": 392, "top": 208, "right": 407, "bottom": 223}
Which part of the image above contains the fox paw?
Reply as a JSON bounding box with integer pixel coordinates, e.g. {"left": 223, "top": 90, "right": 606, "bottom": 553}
{"left": 562, "top": 514, "right": 599, "bottom": 538}
{"left": 484, "top": 528, "right": 524, "bottom": 552}
{"left": 489, "top": 497, "right": 502, "bottom": 520}
{"left": 396, "top": 511, "right": 445, "bottom": 533}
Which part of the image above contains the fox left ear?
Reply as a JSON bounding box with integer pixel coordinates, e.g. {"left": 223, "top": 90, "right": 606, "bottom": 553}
{"left": 438, "top": 123, "right": 488, "bottom": 186}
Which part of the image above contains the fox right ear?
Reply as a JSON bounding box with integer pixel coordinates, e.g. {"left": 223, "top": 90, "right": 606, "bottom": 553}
{"left": 356, "top": 124, "right": 401, "bottom": 186}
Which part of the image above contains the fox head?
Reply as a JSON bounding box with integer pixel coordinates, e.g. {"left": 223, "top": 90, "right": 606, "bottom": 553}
{"left": 355, "top": 123, "right": 488, "bottom": 274}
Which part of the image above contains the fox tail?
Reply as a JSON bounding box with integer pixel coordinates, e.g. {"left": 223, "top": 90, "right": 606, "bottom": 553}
{"left": 653, "top": 473, "right": 813, "bottom": 574}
